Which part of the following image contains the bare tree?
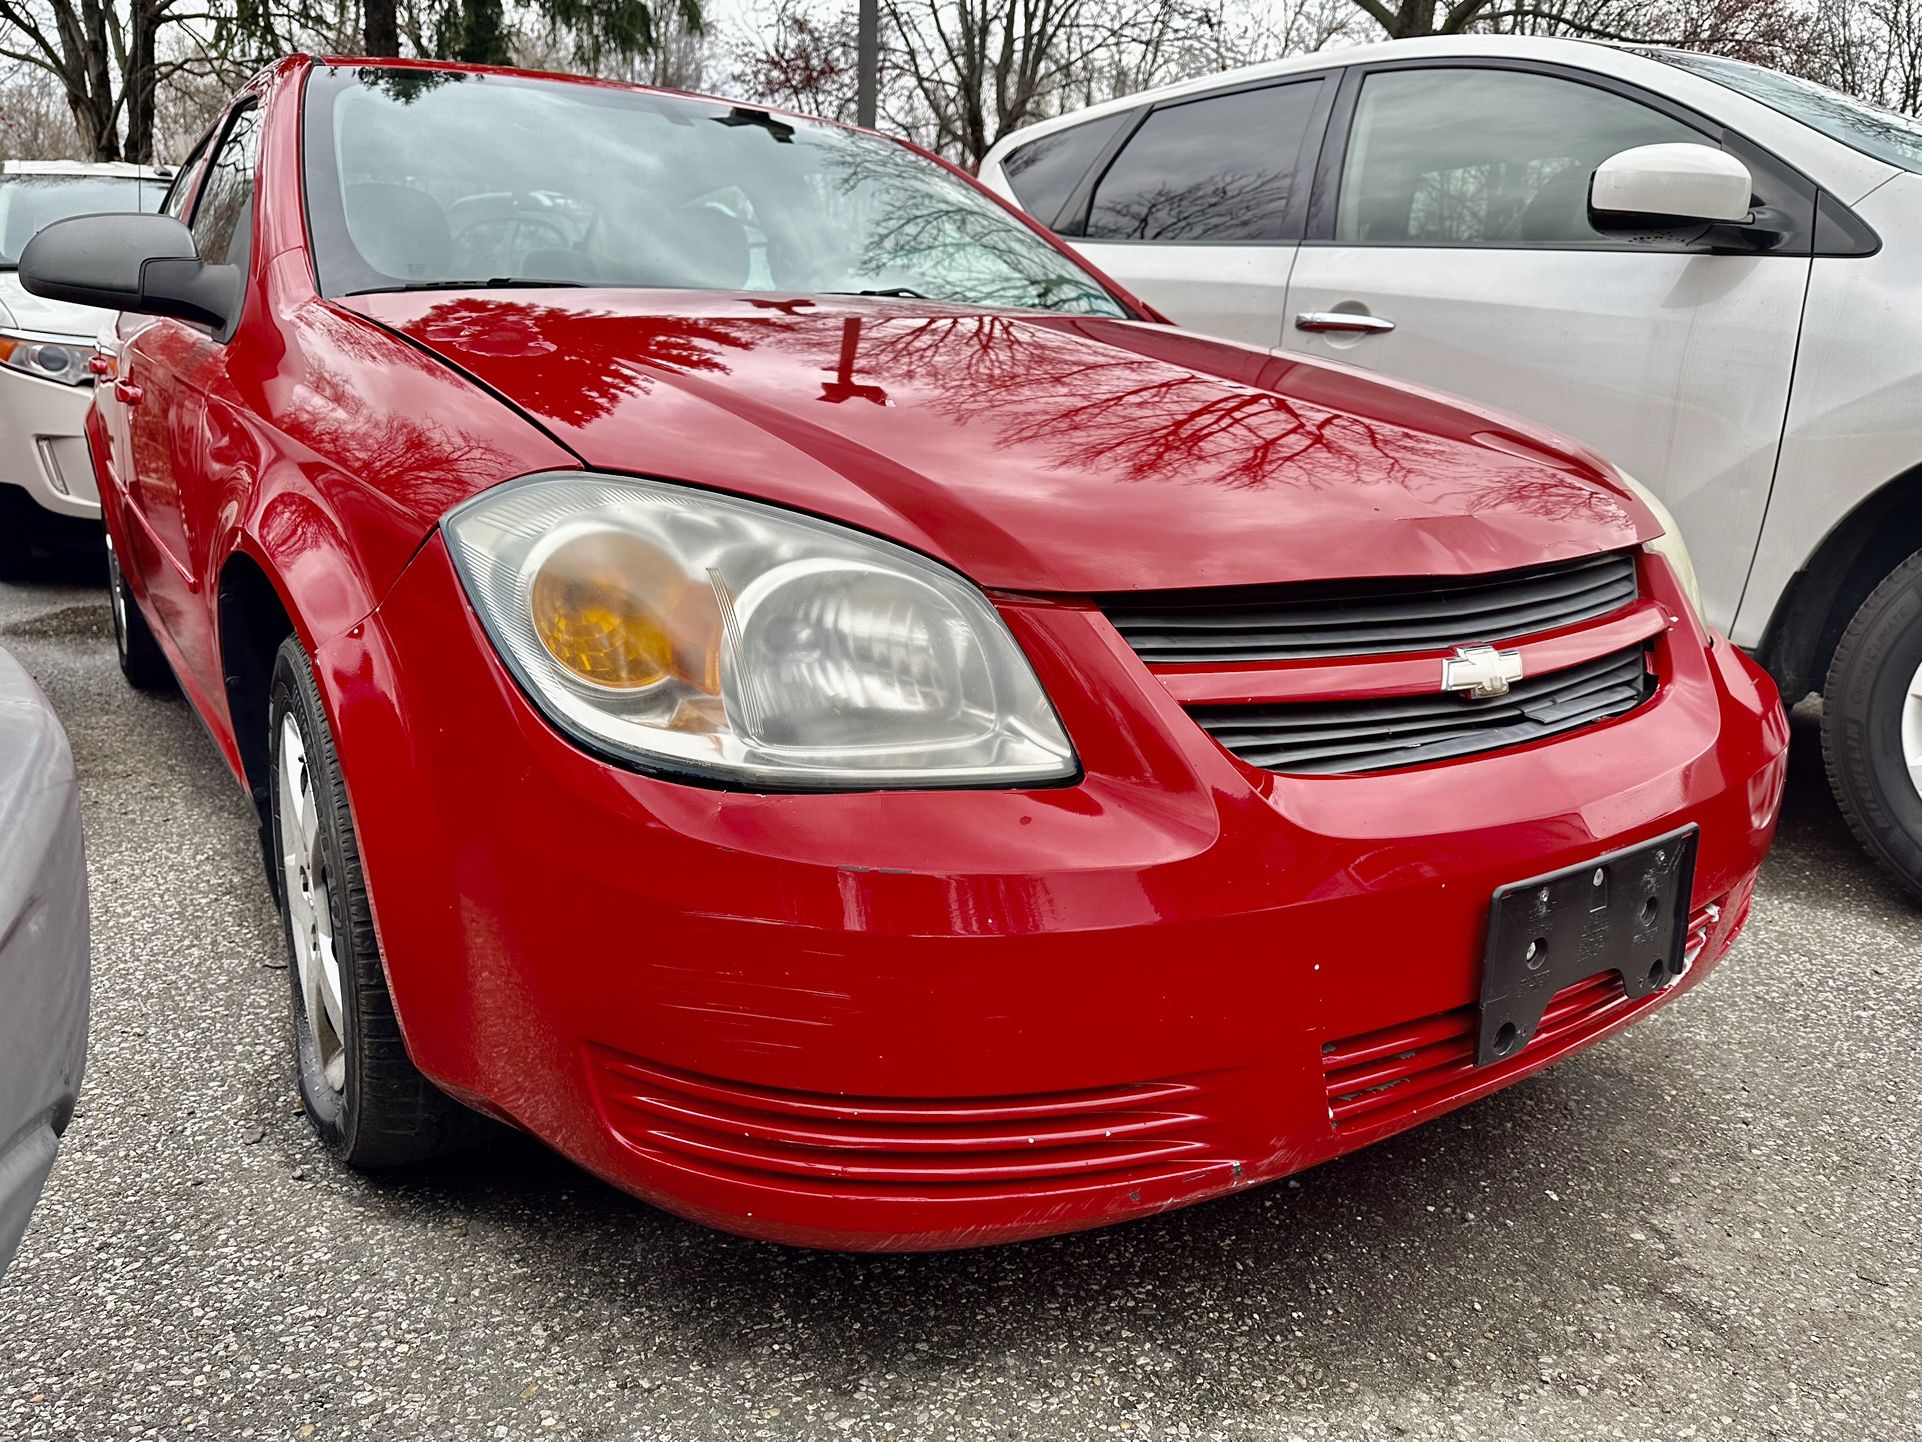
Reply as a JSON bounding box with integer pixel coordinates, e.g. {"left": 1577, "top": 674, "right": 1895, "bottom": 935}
{"left": 0, "top": 65, "right": 83, "bottom": 158}
{"left": 882, "top": 0, "right": 1098, "bottom": 167}
{"left": 0, "top": 0, "right": 180, "bottom": 159}
{"left": 731, "top": 0, "right": 861, "bottom": 119}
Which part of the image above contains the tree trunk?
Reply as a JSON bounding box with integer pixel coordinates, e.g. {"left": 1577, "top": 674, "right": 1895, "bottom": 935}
{"left": 122, "top": 0, "right": 161, "bottom": 164}
{"left": 365, "top": 0, "right": 401, "bottom": 56}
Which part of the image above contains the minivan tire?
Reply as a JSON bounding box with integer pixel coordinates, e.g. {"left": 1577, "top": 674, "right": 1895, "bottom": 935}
{"left": 268, "top": 635, "right": 481, "bottom": 1167}
{"left": 1823, "top": 547, "right": 1922, "bottom": 901}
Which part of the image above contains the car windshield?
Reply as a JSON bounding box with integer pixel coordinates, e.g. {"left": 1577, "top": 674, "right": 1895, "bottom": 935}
{"left": 1646, "top": 48, "right": 1922, "bottom": 175}
{"left": 302, "top": 66, "right": 1130, "bottom": 316}
{"left": 0, "top": 173, "right": 165, "bottom": 266}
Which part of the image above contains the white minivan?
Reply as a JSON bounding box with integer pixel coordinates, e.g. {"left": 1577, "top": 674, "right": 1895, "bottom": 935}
{"left": 981, "top": 35, "right": 1922, "bottom": 897}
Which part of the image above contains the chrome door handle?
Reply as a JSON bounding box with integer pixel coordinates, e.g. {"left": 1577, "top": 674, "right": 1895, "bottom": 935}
{"left": 1295, "top": 312, "right": 1395, "bottom": 334}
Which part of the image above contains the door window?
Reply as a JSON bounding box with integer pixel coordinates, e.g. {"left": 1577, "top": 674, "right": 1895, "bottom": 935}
{"left": 1001, "top": 111, "right": 1132, "bottom": 229}
{"left": 189, "top": 104, "right": 262, "bottom": 268}
{"left": 1085, "top": 82, "right": 1321, "bottom": 243}
{"left": 1335, "top": 69, "right": 1706, "bottom": 246}
{"left": 160, "top": 129, "right": 213, "bottom": 221}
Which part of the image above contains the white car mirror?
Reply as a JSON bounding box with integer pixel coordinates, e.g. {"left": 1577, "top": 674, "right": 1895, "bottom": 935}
{"left": 1589, "top": 143, "right": 1754, "bottom": 225}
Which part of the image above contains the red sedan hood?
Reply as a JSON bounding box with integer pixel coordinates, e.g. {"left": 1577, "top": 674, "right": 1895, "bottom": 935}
{"left": 344, "top": 291, "right": 1650, "bottom": 594}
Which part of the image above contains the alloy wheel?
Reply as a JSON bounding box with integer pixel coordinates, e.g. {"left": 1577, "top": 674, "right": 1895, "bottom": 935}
{"left": 277, "top": 714, "right": 347, "bottom": 1092}
{"left": 1905, "top": 658, "right": 1922, "bottom": 804}
{"left": 105, "top": 538, "right": 129, "bottom": 665}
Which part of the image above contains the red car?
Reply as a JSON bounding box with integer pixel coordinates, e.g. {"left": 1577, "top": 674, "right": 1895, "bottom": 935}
{"left": 22, "top": 57, "right": 1787, "bottom": 1251}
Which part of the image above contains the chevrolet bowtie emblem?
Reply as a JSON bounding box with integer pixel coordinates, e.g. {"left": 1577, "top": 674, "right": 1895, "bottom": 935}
{"left": 1442, "top": 644, "right": 1524, "bottom": 699}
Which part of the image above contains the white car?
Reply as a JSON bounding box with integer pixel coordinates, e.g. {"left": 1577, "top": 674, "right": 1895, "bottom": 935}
{"left": 981, "top": 36, "right": 1922, "bottom": 896}
{"left": 0, "top": 161, "right": 169, "bottom": 570}
{"left": 0, "top": 644, "right": 87, "bottom": 1277}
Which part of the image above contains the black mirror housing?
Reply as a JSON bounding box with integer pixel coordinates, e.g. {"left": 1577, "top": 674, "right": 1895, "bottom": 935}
{"left": 19, "top": 213, "right": 238, "bottom": 332}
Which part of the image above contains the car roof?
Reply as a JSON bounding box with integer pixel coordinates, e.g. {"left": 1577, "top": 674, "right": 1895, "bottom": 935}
{"left": 2, "top": 159, "right": 173, "bottom": 180}
{"left": 984, "top": 34, "right": 1667, "bottom": 157}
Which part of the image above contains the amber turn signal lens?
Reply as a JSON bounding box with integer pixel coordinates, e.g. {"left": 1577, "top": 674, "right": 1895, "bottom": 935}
{"left": 528, "top": 530, "right": 687, "bottom": 690}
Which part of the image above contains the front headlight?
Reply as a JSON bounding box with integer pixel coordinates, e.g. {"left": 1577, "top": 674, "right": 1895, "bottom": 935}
{"left": 443, "top": 474, "right": 1078, "bottom": 788}
{"left": 1613, "top": 470, "right": 1703, "bottom": 621}
{"left": 0, "top": 331, "right": 92, "bottom": 386}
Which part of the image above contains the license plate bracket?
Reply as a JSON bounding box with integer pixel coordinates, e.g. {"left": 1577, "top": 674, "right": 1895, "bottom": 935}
{"left": 1475, "top": 825, "right": 1698, "bottom": 1067}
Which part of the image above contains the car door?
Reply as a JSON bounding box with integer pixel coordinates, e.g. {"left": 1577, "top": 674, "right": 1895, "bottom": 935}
{"left": 102, "top": 133, "right": 211, "bottom": 510}
{"left": 1281, "top": 60, "right": 1812, "bottom": 632}
{"left": 117, "top": 101, "right": 261, "bottom": 703}
{"left": 1046, "top": 77, "right": 1334, "bottom": 347}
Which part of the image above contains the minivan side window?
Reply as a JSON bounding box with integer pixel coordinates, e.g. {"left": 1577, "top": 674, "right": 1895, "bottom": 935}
{"left": 189, "top": 103, "right": 263, "bottom": 269}
{"left": 1335, "top": 69, "right": 1705, "bottom": 246}
{"left": 1001, "top": 112, "right": 1132, "bottom": 229}
{"left": 1084, "top": 82, "right": 1321, "bottom": 243}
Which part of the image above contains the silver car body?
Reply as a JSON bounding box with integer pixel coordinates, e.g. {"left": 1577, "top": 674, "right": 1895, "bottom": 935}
{"left": 978, "top": 36, "right": 1922, "bottom": 686}
{"left": 0, "top": 161, "right": 170, "bottom": 520}
{"left": 0, "top": 644, "right": 87, "bottom": 1276}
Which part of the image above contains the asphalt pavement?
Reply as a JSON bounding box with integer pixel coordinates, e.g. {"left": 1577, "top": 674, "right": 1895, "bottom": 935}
{"left": 0, "top": 559, "right": 1916, "bottom": 1441}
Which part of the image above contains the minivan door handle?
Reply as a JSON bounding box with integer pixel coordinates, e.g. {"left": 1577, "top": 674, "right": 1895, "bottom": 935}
{"left": 1295, "top": 312, "right": 1395, "bottom": 335}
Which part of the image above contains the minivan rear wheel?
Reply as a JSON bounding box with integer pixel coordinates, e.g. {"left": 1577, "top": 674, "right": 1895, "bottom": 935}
{"left": 1823, "top": 547, "right": 1922, "bottom": 901}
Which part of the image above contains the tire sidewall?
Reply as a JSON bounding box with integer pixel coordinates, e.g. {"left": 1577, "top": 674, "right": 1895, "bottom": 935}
{"left": 268, "top": 646, "right": 359, "bottom": 1154}
{"left": 1827, "top": 558, "right": 1922, "bottom": 880}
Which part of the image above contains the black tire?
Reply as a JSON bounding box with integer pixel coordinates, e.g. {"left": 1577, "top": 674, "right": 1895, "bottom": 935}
{"left": 0, "top": 516, "right": 27, "bottom": 581}
{"left": 268, "top": 636, "right": 477, "bottom": 1166}
{"left": 105, "top": 535, "right": 175, "bottom": 692}
{"left": 1823, "top": 547, "right": 1922, "bottom": 901}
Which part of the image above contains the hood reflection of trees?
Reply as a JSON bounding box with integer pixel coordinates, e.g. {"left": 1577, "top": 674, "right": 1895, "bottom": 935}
{"left": 410, "top": 298, "right": 752, "bottom": 429}
{"left": 846, "top": 315, "right": 1629, "bottom": 524}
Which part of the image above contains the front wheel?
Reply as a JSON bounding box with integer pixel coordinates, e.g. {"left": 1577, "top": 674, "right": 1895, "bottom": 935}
{"left": 1823, "top": 547, "right": 1922, "bottom": 901}
{"left": 268, "top": 636, "right": 477, "bottom": 1166}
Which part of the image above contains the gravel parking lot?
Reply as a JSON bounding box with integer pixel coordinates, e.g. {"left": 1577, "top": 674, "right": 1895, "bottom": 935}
{"left": 0, "top": 559, "right": 1916, "bottom": 1442}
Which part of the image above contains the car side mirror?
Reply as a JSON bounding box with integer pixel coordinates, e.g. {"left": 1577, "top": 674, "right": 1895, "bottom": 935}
{"left": 1589, "top": 143, "right": 1788, "bottom": 254}
{"left": 1590, "top": 143, "right": 1753, "bottom": 225}
{"left": 18, "top": 213, "right": 239, "bottom": 332}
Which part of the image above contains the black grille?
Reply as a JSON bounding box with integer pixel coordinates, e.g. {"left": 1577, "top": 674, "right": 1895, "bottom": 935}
{"left": 1191, "top": 645, "right": 1654, "bottom": 776}
{"left": 1102, "top": 552, "right": 1638, "bottom": 664}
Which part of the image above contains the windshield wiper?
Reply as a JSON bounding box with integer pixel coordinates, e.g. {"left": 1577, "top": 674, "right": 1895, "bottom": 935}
{"left": 827, "top": 287, "right": 931, "bottom": 300}
{"left": 342, "top": 277, "right": 586, "bottom": 296}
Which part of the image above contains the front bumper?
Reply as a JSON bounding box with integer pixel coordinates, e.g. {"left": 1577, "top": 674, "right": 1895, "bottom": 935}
{"left": 318, "top": 536, "right": 1787, "bottom": 1250}
{"left": 0, "top": 365, "right": 99, "bottom": 518}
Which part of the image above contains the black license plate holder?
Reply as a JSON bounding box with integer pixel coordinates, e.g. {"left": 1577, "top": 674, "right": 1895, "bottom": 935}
{"left": 1475, "top": 825, "right": 1698, "bottom": 1067}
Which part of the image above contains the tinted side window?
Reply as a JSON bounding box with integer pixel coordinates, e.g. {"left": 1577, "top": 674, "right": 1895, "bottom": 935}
{"left": 1336, "top": 69, "right": 1704, "bottom": 246}
{"left": 1085, "top": 83, "right": 1320, "bottom": 243}
{"left": 189, "top": 104, "right": 262, "bottom": 267}
{"left": 161, "top": 131, "right": 213, "bottom": 220}
{"left": 1001, "top": 112, "right": 1131, "bottom": 228}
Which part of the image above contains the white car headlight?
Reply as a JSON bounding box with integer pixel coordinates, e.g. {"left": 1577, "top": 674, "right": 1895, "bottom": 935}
{"left": 0, "top": 330, "right": 92, "bottom": 386}
{"left": 1613, "top": 470, "right": 1703, "bottom": 621}
{"left": 443, "top": 474, "right": 1078, "bottom": 788}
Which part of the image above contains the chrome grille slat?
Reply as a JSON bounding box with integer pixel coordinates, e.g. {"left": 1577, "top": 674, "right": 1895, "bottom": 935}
{"left": 1192, "top": 644, "right": 1653, "bottom": 775}
{"left": 1103, "top": 551, "right": 1638, "bottom": 663}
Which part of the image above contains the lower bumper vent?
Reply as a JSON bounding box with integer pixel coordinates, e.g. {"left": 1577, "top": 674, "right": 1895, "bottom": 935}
{"left": 587, "top": 1047, "right": 1212, "bottom": 1194}
{"left": 1319, "top": 897, "right": 1726, "bottom": 1132}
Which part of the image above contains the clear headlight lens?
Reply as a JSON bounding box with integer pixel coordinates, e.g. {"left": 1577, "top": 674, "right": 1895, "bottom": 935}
{"left": 0, "top": 331, "right": 91, "bottom": 386}
{"left": 1614, "top": 470, "right": 1703, "bottom": 621}
{"left": 443, "top": 474, "right": 1078, "bottom": 788}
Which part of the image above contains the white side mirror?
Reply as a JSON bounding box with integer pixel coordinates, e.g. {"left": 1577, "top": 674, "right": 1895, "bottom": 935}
{"left": 1589, "top": 143, "right": 1753, "bottom": 225}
